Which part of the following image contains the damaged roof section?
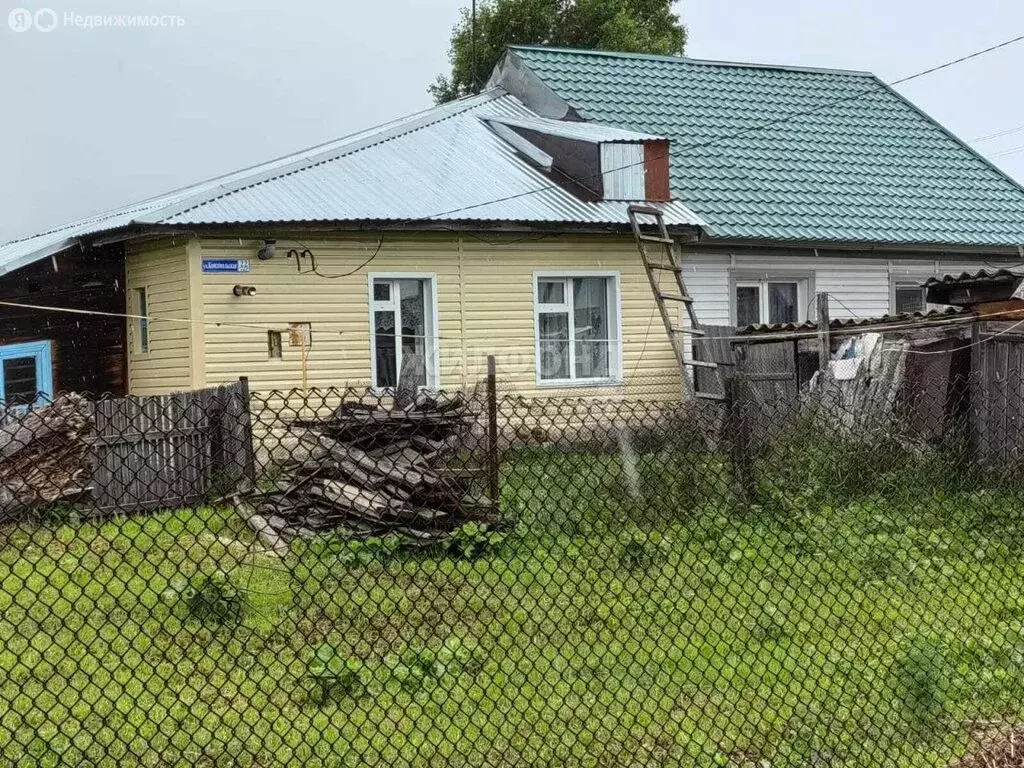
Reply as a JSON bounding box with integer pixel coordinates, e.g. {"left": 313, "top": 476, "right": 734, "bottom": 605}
{"left": 0, "top": 88, "right": 704, "bottom": 276}
{"left": 923, "top": 269, "right": 1024, "bottom": 306}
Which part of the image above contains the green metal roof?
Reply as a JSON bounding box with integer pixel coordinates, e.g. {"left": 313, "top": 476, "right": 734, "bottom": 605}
{"left": 509, "top": 46, "right": 1024, "bottom": 247}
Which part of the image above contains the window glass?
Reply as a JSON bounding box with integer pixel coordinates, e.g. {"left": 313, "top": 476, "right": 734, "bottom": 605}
{"left": 136, "top": 288, "right": 149, "bottom": 353}
{"left": 374, "top": 310, "right": 397, "bottom": 388}
{"left": 767, "top": 282, "right": 799, "bottom": 324}
{"left": 2, "top": 357, "right": 37, "bottom": 406}
{"left": 538, "top": 313, "right": 570, "bottom": 380}
{"left": 535, "top": 275, "right": 618, "bottom": 383}
{"left": 371, "top": 278, "right": 434, "bottom": 389}
{"left": 895, "top": 285, "right": 926, "bottom": 314}
{"left": 538, "top": 280, "right": 565, "bottom": 305}
{"left": 398, "top": 280, "right": 427, "bottom": 388}
{"left": 736, "top": 285, "right": 760, "bottom": 327}
{"left": 573, "top": 277, "right": 610, "bottom": 379}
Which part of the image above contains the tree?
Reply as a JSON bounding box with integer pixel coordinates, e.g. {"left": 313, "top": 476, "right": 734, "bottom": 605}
{"left": 429, "top": 0, "right": 687, "bottom": 103}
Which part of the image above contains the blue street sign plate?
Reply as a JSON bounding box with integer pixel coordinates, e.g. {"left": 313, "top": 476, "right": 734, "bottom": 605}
{"left": 202, "top": 258, "right": 251, "bottom": 274}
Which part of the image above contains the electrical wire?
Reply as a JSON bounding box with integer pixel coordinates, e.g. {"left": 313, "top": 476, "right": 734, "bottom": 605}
{"left": 393, "top": 33, "right": 1024, "bottom": 228}
{"left": 4, "top": 291, "right": 1024, "bottom": 355}
{"left": 989, "top": 143, "right": 1024, "bottom": 160}
{"left": 241, "top": 31, "right": 1024, "bottom": 273}
{"left": 0, "top": 299, "right": 298, "bottom": 334}
{"left": 894, "top": 316, "right": 1024, "bottom": 355}
{"left": 306, "top": 233, "right": 386, "bottom": 279}
{"left": 973, "top": 124, "right": 1024, "bottom": 143}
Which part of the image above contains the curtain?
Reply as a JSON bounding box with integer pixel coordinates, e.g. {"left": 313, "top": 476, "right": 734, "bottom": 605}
{"left": 538, "top": 313, "right": 569, "bottom": 380}
{"left": 767, "top": 282, "right": 798, "bottom": 324}
{"left": 573, "top": 277, "right": 609, "bottom": 379}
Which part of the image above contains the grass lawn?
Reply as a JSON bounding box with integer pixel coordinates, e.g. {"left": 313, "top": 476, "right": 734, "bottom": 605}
{"left": 2, "top": 444, "right": 1024, "bottom": 767}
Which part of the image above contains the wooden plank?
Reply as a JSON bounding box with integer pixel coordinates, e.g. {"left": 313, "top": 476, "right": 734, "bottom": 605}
{"left": 816, "top": 292, "right": 831, "bottom": 372}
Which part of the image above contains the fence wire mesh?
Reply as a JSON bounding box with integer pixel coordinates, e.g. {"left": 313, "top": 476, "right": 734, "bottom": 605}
{"left": 1, "top": 372, "right": 1024, "bottom": 767}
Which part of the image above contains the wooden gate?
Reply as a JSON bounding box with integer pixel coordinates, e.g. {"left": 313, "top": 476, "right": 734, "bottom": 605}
{"left": 89, "top": 379, "right": 254, "bottom": 513}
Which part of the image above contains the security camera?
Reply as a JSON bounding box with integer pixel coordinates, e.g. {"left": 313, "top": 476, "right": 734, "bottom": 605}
{"left": 233, "top": 285, "right": 257, "bottom": 297}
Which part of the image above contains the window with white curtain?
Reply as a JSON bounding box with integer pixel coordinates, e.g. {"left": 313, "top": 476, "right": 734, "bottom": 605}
{"left": 534, "top": 274, "right": 620, "bottom": 384}
{"left": 734, "top": 279, "right": 807, "bottom": 327}
{"left": 370, "top": 276, "right": 436, "bottom": 389}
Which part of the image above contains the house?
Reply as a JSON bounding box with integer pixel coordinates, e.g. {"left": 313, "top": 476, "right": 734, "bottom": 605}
{"left": 489, "top": 46, "right": 1024, "bottom": 324}
{"left": 3, "top": 46, "right": 1024, "bottom": 402}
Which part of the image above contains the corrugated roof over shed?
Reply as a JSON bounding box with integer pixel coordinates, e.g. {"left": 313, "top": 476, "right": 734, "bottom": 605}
{"left": 736, "top": 306, "right": 969, "bottom": 336}
{"left": 505, "top": 46, "right": 1024, "bottom": 247}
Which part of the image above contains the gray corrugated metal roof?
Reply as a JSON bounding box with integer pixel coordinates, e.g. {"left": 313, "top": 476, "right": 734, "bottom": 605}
{"left": 922, "top": 269, "right": 1024, "bottom": 288}
{"left": 0, "top": 89, "right": 704, "bottom": 275}
{"left": 737, "top": 306, "right": 969, "bottom": 336}
{"left": 481, "top": 114, "right": 664, "bottom": 143}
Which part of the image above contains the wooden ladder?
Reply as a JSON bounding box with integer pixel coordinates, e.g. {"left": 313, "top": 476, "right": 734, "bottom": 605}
{"left": 627, "top": 204, "right": 725, "bottom": 401}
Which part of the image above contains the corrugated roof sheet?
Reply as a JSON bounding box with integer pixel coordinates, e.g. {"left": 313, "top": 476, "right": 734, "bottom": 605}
{"left": 482, "top": 114, "right": 663, "bottom": 143}
{"left": 737, "top": 306, "right": 968, "bottom": 336}
{"left": 0, "top": 89, "right": 703, "bottom": 275}
{"left": 509, "top": 46, "right": 1024, "bottom": 247}
{"left": 922, "top": 269, "right": 1024, "bottom": 288}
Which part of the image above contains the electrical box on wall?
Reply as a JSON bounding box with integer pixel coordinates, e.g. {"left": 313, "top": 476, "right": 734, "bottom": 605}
{"left": 288, "top": 322, "right": 312, "bottom": 348}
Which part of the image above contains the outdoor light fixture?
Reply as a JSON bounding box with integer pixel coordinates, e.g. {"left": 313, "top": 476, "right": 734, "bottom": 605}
{"left": 256, "top": 239, "right": 277, "bottom": 260}
{"left": 233, "top": 285, "right": 257, "bottom": 297}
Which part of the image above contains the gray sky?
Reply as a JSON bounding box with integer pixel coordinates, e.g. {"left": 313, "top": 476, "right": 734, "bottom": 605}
{"left": 2, "top": 0, "right": 1023, "bottom": 244}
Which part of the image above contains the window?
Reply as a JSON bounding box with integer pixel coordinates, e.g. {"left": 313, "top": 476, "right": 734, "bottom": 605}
{"left": 534, "top": 274, "right": 620, "bottom": 384}
{"left": 734, "top": 279, "right": 806, "bottom": 327}
{"left": 370, "top": 276, "right": 437, "bottom": 389}
{"left": 267, "top": 331, "right": 283, "bottom": 359}
{"left": 893, "top": 282, "right": 927, "bottom": 315}
{"left": 0, "top": 341, "right": 53, "bottom": 409}
{"left": 135, "top": 287, "right": 149, "bottom": 353}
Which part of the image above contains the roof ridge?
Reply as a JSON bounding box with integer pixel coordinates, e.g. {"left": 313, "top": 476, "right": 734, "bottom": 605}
{"left": 509, "top": 45, "right": 875, "bottom": 78}
{"left": 137, "top": 89, "right": 509, "bottom": 224}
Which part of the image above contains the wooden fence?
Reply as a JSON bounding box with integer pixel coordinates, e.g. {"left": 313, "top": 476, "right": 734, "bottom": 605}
{"left": 89, "top": 379, "right": 255, "bottom": 513}
{"left": 971, "top": 334, "right": 1024, "bottom": 467}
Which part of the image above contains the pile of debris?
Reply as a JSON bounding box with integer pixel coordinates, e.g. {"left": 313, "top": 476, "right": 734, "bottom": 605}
{"left": 955, "top": 724, "right": 1024, "bottom": 768}
{"left": 243, "top": 392, "right": 500, "bottom": 544}
{"left": 0, "top": 395, "right": 93, "bottom": 520}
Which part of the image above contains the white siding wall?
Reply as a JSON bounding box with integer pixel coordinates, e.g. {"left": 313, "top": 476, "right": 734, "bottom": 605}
{"left": 687, "top": 251, "right": 1024, "bottom": 325}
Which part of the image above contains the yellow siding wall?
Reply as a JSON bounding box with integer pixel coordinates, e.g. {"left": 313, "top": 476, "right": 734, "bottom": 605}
{"left": 124, "top": 238, "right": 194, "bottom": 394}
{"left": 196, "top": 232, "right": 681, "bottom": 398}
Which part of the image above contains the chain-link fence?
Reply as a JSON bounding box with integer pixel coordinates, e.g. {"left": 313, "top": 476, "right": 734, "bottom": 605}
{"left": 2, "top": 371, "right": 1024, "bottom": 767}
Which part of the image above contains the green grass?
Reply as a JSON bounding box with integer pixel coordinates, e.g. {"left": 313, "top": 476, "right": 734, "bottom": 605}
{"left": 2, "top": 442, "right": 1024, "bottom": 767}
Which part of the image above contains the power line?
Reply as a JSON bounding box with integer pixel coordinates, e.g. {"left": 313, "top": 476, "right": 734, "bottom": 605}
{"left": 0, "top": 299, "right": 331, "bottom": 335}
{"left": 973, "top": 124, "right": 1024, "bottom": 143}
{"left": 888, "top": 34, "right": 1024, "bottom": 86}
{"left": 401, "top": 33, "right": 1024, "bottom": 226}
{"left": 989, "top": 143, "right": 1024, "bottom": 160}
{"left": 898, "top": 316, "right": 1024, "bottom": 355}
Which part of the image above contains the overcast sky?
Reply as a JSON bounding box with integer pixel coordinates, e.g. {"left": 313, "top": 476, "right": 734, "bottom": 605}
{"left": 2, "top": 0, "right": 1023, "bottom": 244}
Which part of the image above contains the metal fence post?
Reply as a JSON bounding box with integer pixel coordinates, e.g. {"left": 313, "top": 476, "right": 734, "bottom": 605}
{"left": 486, "top": 355, "right": 500, "bottom": 504}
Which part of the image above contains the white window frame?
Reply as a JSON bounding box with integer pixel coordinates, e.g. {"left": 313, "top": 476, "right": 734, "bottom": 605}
{"left": 532, "top": 270, "right": 622, "bottom": 388}
{"left": 367, "top": 272, "right": 440, "bottom": 391}
{"left": 731, "top": 274, "right": 811, "bottom": 327}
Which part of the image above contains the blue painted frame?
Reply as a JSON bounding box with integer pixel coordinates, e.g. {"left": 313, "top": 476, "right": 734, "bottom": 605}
{"left": 0, "top": 340, "right": 53, "bottom": 408}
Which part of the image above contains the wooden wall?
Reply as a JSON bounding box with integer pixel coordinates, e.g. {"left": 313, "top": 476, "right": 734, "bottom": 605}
{"left": 0, "top": 245, "right": 127, "bottom": 396}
